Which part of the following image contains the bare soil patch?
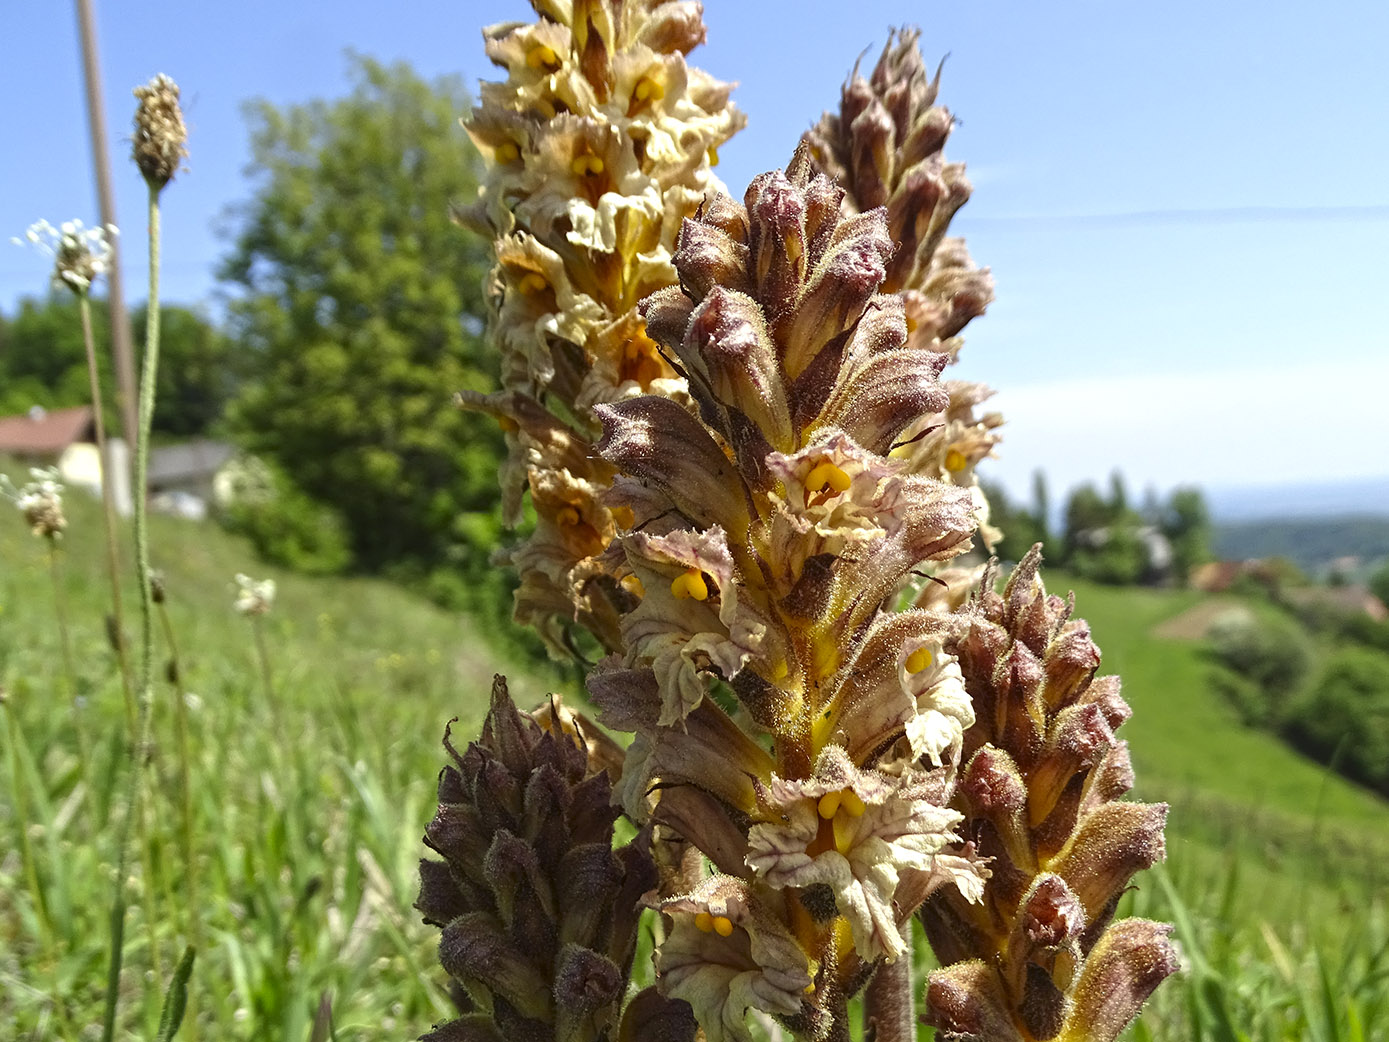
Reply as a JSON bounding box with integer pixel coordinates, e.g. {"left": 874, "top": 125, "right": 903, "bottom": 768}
{"left": 1152, "top": 598, "right": 1251, "bottom": 640}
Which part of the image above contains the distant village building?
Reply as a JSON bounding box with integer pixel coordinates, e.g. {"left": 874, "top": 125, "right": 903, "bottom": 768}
{"left": 0, "top": 405, "right": 234, "bottom": 520}
{"left": 0, "top": 405, "right": 132, "bottom": 516}
{"left": 0, "top": 404, "right": 95, "bottom": 459}
{"left": 1283, "top": 584, "right": 1388, "bottom": 623}
{"left": 1189, "top": 559, "right": 1283, "bottom": 593}
{"left": 1073, "top": 523, "right": 1175, "bottom": 583}
{"left": 1190, "top": 559, "right": 1387, "bottom": 622}
{"left": 147, "top": 439, "right": 237, "bottom": 520}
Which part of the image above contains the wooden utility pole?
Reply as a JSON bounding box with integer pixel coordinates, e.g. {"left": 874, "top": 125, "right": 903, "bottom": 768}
{"left": 74, "top": 0, "right": 140, "bottom": 457}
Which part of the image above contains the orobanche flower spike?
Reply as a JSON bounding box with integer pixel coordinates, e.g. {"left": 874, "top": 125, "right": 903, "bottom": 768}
{"left": 424, "top": 12, "right": 1172, "bottom": 1042}
{"left": 921, "top": 549, "right": 1177, "bottom": 1042}
{"left": 456, "top": 0, "right": 743, "bottom": 657}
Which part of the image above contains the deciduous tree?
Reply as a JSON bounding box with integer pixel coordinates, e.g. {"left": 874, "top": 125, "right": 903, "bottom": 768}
{"left": 220, "top": 56, "right": 499, "bottom": 570}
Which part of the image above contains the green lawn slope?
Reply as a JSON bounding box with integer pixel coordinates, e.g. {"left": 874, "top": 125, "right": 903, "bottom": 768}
{"left": 5, "top": 466, "right": 1385, "bottom": 1038}
{"left": 1055, "top": 569, "right": 1389, "bottom": 1039}
{"left": 0, "top": 467, "right": 556, "bottom": 1037}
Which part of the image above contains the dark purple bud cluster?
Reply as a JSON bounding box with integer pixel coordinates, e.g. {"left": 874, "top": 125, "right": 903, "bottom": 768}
{"left": 921, "top": 549, "right": 1176, "bottom": 1041}
{"left": 417, "top": 676, "right": 693, "bottom": 1042}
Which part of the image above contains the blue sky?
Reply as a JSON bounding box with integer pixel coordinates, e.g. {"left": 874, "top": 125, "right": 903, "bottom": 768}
{"left": 2, "top": 1, "right": 1386, "bottom": 504}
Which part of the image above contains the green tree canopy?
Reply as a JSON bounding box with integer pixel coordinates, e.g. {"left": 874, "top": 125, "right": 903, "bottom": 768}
{"left": 220, "top": 55, "right": 499, "bottom": 571}
{"left": 1160, "top": 485, "right": 1212, "bottom": 584}
{"left": 0, "top": 294, "right": 238, "bottom": 438}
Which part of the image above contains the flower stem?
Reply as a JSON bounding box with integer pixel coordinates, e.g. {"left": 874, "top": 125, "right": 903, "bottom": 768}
{"left": 78, "top": 291, "right": 136, "bottom": 738}
{"left": 100, "top": 180, "right": 167, "bottom": 1042}
{"left": 863, "top": 932, "right": 915, "bottom": 1042}
{"left": 157, "top": 595, "right": 199, "bottom": 1041}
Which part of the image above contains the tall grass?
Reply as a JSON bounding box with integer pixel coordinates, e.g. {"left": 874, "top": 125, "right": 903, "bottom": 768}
{"left": 0, "top": 476, "right": 547, "bottom": 1036}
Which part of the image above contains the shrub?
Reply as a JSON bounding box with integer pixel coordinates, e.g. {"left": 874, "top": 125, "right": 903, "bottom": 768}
{"left": 217, "top": 456, "right": 352, "bottom": 575}
{"left": 1207, "top": 610, "right": 1313, "bottom": 722}
{"left": 1284, "top": 647, "right": 1389, "bottom": 795}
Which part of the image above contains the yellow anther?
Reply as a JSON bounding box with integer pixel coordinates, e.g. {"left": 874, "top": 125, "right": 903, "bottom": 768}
{"left": 494, "top": 141, "right": 520, "bottom": 164}
{"left": 817, "top": 791, "right": 842, "bottom": 820}
{"left": 518, "top": 271, "right": 549, "bottom": 295}
{"left": 555, "top": 506, "right": 580, "bottom": 526}
{"left": 905, "top": 647, "right": 933, "bottom": 674}
{"left": 621, "top": 573, "right": 645, "bottom": 597}
{"left": 713, "top": 915, "right": 735, "bottom": 937}
{"left": 526, "top": 44, "right": 560, "bottom": 71}
{"left": 632, "top": 76, "right": 665, "bottom": 103}
{"left": 840, "top": 789, "right": 866, "bottom": 817}
{"left": 944, "top": 448, "right": 968, "bottom": 473}
{"left": 805, "top": 461, "right": 852, "bottom": 495}
{"left": 497, "top": 416, "right": 519, "bottom": 433}
{"left": 694, "top": 912, "right": 715, "bottom": 933}
{"left": 804, "top": 982, "right": 817, "bottom": 994}
{"left": 570, "top": 154, "right": 605, "bottom": 177}
{"left": 707, "top": 146, "right": 720, "bottom": 167}
{"left": 670, "top": 568, "right": 709, "bottom": 601}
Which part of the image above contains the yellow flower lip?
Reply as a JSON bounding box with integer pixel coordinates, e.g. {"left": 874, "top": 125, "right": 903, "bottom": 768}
{"left": 526, "top": 44, "right": 560, "bottom": 72}
{"left": 670, "top": 567, "right": 709, "bottom": 601}
{"left": 905, "top": 647, "right": 933, "bottom": 674}
{"left": 517, "top": 271, "right": 549, "bottom": 295}
{"left": 632, "top": 76, "right": 665, "bottom": 103}
{"left": 944, "top": 448, "right": 968, "bottom": 473}
{"left": 817, "top": 791, "right": 842, "bottom": 820}
{"left": 805, "top": 461, "right": 851, "bottom": 495}
{"left": 817, "top": 787, "right": 867, "bottom": 857}
{"left": 694, "top": 911, "right": 735, "bottom": 936}
{"left": 620, "top": 573, "right": 645, "bottom": 596}
{"left": 571, "top": 154, "right": 606, "bottom": 177}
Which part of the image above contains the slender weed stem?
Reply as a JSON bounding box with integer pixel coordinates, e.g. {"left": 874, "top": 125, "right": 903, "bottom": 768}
{"left": 253, "top": 617, "right": 276, "bottom": 705}
{"left": 77, "top": 291, "right": 137, "bottom": 736}
{"left": 101, "top": 180, "right": 167, "bottom": 1042}
{"left": 156, "top": 592, "right": 200, "bottom": 1041}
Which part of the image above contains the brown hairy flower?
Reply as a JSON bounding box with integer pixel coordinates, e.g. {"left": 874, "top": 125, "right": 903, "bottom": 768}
{"left": 920, "top": 548, "right": 1177, "bottom": 1041}
{"left": 132, "top": 73, "right": 188, "bottom": 189}
{"left": 423, "top": 16, "right": 1172, "bottom": 1042}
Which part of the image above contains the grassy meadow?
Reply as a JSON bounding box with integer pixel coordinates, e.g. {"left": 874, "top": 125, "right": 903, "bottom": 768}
{"left": 2, "top": 465, "right": 1387, "bottom": 1039}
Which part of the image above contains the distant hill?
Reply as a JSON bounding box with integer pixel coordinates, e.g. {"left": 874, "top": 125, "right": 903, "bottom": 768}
{"left": 1213, "top": 515, "right": 1389, "bottom": 570}
{"left": 1207, "top": 475, "right": 1389, "bottom": 522}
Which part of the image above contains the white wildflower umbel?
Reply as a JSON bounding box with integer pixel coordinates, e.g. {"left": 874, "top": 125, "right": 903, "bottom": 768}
{"left": 233, "top": 573, "right": 275, "bottom": 617}
{"left": 12, "top": 219, "right": 117, "bottom": 295}
{"left": 1, "top": 467, "right": 68, "bottom": 540}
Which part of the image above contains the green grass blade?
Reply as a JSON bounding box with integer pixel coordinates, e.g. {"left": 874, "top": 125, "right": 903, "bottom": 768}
{"left": 155, "top": 945, "right": 197, "bottom": 1042}
{"left": 308, "top": 991, "right": 334, "bottom": 1042}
